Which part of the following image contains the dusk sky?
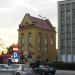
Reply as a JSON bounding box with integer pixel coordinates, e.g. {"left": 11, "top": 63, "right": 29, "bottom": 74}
{"left": 0, "top": 0, "right": 62, "bottom": 48}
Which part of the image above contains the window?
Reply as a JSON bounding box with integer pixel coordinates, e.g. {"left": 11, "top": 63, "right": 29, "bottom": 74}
{"left": 37, "top": 56, "right": 41, "bottom": 59}
{"left": 72, "top": 18, "right": 75, "bottom": 23}
{"left": 61, "top": 12, "right": 65, "bottom": 18}
{"left": 61, "top": 25, "right": 65, "bottom": 33}
{"left": 28, "top": 32, "right": 32, "bottom": 53}
{"left": 66, "top": 19, "right": 71, "bottom": 24}
{"left": 44, "top": 47, "right": 48, "bottom": 52}
{"left": 60, "top": 34, "right": 65, "bottom": 39}
{"left": 72, "top": 3, "right": 75, "bottom": 10}
{"left": 66, "top": 40, "right": 71, "bottom": 47}
{"left": 72, "top": 10, "right": 75, "bottom": 18}
{"left": 72, "top": 46, "right": 75, "bottom": 54}
{"left": 38, "top": 37, "right": 42, "bottom": 44}
{"left": 66, "top": 11, "right": 71, "bottom": 19}
{"left": 72, "top": 33, "right": 75, "bottom": 39}
{"left": 25, "top": 22, "right": 28, "bottom": 24}
{"left": 72, "top": 24, "right": 75, "bottom": 32}
{"left": 38, "top": 33, "right": 42, "bottom": 44}
{"left": 28, "top": 32, "right": 32, "bottom": 44}
{"left": 66, "top": 24, "right": 71, "bottom": 28}
{"left": 20, "top": 34, "right": 24, "bottom": 52}
{"left": 28, "top": 45, "right": 32, "bottom": 51}
{"left": 44, "top": 38, "right": 48, "bottom": 44}
{"left": 38, "top": 45, "right": 42, "bottom": 52}
{"left": 66, "top": 4, "right": 70, "bottom": 11}
{"left": 44, "top": 34, "right": 48, "bottom": 52}
{"left": 21, "top": 37, "right": 24, "bottom": 45}
{"left": 51, "top": 39, "right": 54, "bottom": 45}
{"left": 66, "top": 48, "right": 71, "bottom": 54}
{"left": 72, "top": 40, "right": 75, "bottom": 46}
{"left": 60, "top": 19, "right": 65, "bottom": 25}
{"left": 60, "top": 4, "right": 65, "bottom": 12}
{"left": 61, "top": 49, "right": 65, "bottom": 54}
{"left": 61, "top": 39, "right": 65, "bottom": 46}
{"left": 66, "top": 33, "right": 71, "bottom": 39}
{"left": 38, "top": 32, "right": 42, "bottom": 51}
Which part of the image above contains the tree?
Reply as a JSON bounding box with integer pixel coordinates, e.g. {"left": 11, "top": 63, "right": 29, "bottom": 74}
{"left": 7, "top": 44, "right": 13, "bottom": 54}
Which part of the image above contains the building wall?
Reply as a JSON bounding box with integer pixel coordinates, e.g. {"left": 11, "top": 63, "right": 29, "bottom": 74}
{"left": 34, "top": 28, "right": 56, "bottom": 61}
{"left": 18, "top": 27, "right": 56, "bottom": 62}
{"left": 58, "top": 0, "right": 75, "bottom": 62}
{"left": 18, "top": 28, "right": 36, "bottom": 59}
{"left": 18, "top": 14, "right": 56, "bottom": 62}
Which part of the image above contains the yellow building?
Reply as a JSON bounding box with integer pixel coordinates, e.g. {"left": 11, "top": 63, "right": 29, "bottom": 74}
{"left": 18, "top": 13, "right": 56, "bottom": 62}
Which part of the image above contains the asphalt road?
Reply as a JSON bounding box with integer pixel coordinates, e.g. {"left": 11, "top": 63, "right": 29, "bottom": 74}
{"left": 55, "top": 70, "right": 75, "bottom": 75}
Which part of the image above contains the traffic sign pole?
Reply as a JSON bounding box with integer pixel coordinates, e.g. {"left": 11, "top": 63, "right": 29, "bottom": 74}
{"left": 12, "top": 44, "right": 18, "bottom": 63}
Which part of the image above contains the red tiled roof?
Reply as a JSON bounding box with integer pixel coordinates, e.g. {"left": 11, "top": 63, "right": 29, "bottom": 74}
{"left": 19, "top": 14, "right": 55, "bottom": 31}
{"left": 31, "top": 16, "right": 54, "bottom": 31}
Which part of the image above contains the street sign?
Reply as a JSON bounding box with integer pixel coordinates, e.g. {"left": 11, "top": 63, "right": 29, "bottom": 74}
{"left": 13, "top": 44, "right": 18, "bottom": 52}
{"left": 12, "top": 44, "right": 18, "bottom": 62}
{"left": 13, "top": 52, "right": 18, "bottom": 59}
{"left": 12, "top": 59, "right": 18, "bottom": 62}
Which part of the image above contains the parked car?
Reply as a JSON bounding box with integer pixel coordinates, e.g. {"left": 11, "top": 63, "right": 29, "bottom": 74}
{"left": 33, "top": 65, "right": 45, "bottom": 75}
{"left": 0, "top": 64, "right": 33, "bottom": 75}
{"left": 45, "top": 65, "right": 56, "bottom": 75}
{"left": 33, "top": 65, "right": 56, "bottom": 75}
{"left": 10, "top": 64, "right": 34, "bottom": 75}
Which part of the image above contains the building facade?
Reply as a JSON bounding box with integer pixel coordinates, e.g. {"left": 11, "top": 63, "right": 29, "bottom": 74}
{"left": 58, "top": 0, "right": 75, "bottom": 62}
{"left": 18, "top": 13, "right": 56, "bottom": 62}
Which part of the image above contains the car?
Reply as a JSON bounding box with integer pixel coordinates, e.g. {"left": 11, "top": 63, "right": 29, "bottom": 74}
{"left": 33, "top": 65, "right": 46, "bottom": 75}
{"left": 45, "top": 65, "right": 56, "bottom": 75}
{"left": 10, "top": 64, "right": 34, "bottom": 75}
{"left": 33, "top": 65, "right": 56, "bottom": 75}
{"left": 0, "top": 64, "right": 34, "bottom": 75}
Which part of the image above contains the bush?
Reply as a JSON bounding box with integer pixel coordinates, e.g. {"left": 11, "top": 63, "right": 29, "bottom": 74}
{"left": 50, "top": 62, "right": 75, "bottom": 70}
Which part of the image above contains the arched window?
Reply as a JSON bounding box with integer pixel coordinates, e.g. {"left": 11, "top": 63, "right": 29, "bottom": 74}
{"left": 38, "top": 32, "right": 42, "bottom": 52}
{"left": 20, "top": 33, "right": 24, "bottom": 52}
{"left": 51, "top": 34, "right": 54, "bottom": 46}
{"left": 44, "top": 34, "right": 48, "bottom": 44}
{"left": 44, "top": 34, "right": 48, "bottom": 52}
{"left": 38, "top": 32, "right": 42, "bottom": 44}
{"left": 28, "top": 32, "right": 32, "bottom": 54}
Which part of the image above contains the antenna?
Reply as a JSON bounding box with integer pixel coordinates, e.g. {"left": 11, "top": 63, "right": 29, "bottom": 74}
{"left": 38, "top": 15, "right": 46, "bottom": 20}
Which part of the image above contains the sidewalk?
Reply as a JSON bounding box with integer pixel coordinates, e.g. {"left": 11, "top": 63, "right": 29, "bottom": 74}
{"left": 56, "top": 70, "right": 75, "bottom": 74}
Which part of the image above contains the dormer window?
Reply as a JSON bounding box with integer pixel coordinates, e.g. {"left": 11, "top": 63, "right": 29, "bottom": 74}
{"left": 25, "top": 22, "right": 28, "bottom": 24}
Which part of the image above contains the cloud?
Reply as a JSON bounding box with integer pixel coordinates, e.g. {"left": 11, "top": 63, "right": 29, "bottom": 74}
{"left": 0, "top": 0, "right": 58, "bottom": 28}
{"left": 0, "top": 0, "right": 58, "bottom": 47}
{"left": 0, "top": 28, "right": 18, "bottom": 47}
{"left": 0, "top": 0, "right": 12, "bottom": 7}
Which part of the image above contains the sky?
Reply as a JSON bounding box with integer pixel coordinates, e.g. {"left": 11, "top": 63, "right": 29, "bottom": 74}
{"left": 0, "top": 0, "right": 61, "bottom": 48}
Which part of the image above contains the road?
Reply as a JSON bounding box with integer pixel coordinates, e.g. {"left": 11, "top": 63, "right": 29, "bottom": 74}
{"left": 56, "top": 70, "right": 75, "bottom": 75}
